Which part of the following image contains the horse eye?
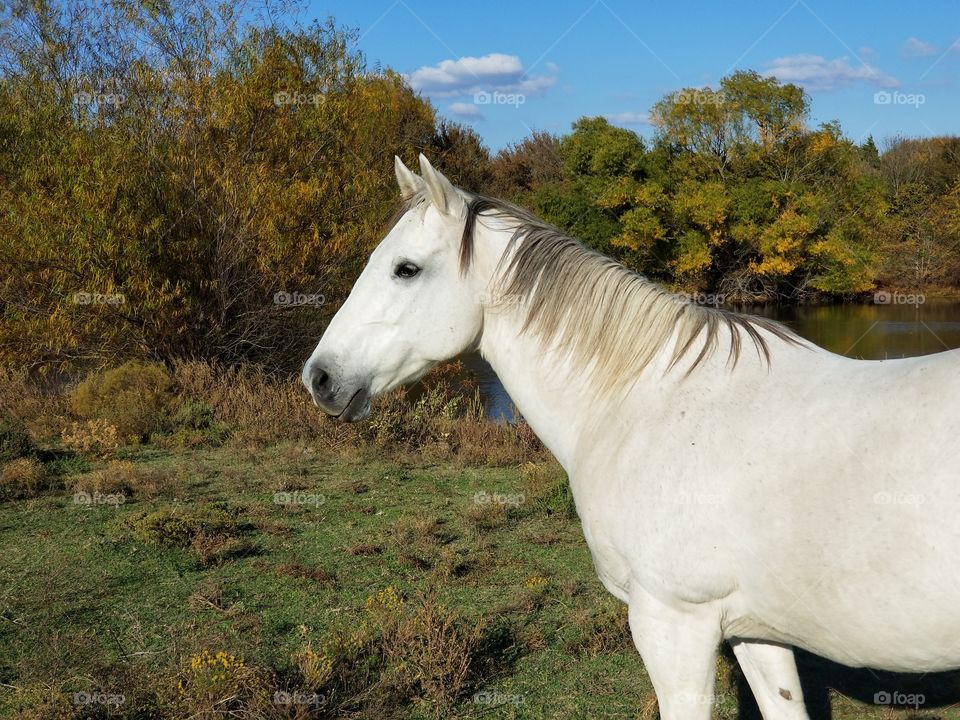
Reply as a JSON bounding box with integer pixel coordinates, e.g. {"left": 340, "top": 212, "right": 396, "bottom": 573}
{"left": 394, "top": 262, "right": 421, "bottom": 279}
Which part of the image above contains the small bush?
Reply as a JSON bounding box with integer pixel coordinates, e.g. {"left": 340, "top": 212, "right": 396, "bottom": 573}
{"left": 0, "top": 457, "right": 46, "bottom": 500}
{"left": 60, "top": 419, "right": 120, "bottom": 457}
{"left": 175, "top": 650, "right": 272, "bottom": 717}
{"left": 164, "top": 399, "right": 230, "bottom": 448}
{"left": 0, "top": 414, "right": 34, "bottom": 463}
{"left": 379, "top": 592, "right": 483, "bottom": 712}
{"left": 69, "top": 360, "right": 174, "bottom": 442}
{"left": 125, "top": 504, "right": 254, "bottom": 566}
{"left": 292, "top": 644, "right": 335, "bottom": 689}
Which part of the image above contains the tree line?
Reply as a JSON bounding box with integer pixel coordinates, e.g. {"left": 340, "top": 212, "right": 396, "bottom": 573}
{"left": 1, "top": 1, "right": 958, "bottom": 374}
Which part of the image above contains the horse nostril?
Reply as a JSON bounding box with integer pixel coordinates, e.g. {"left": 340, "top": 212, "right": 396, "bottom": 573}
{"left": 311, "top": 368, "right": 330, "bottom": 396}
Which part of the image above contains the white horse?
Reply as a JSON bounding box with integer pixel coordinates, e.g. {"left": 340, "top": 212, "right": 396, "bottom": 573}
{"left": 303, "top": 154, "right": 960, "bottom": 719}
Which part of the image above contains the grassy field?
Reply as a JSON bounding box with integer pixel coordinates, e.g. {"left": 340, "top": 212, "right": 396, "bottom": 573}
{"left": 2, "top": 363, "right": 960, "bottom": 718}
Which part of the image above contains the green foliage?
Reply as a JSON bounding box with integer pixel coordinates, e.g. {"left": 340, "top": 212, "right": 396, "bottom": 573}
{"left": 560, "top": 117, "right": 647, "bottom": 179}
{"left": 69, "top": 361, "right": 175, "bottom": 442}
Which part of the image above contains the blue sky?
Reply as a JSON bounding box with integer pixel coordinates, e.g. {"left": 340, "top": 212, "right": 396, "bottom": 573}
{"left": 300, "top": 0, "right": 959, "bottom": 150}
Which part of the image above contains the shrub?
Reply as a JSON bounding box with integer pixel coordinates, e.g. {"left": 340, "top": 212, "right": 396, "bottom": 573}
{"left": 0, "top": 458, "right": 46, "bottom": 500}
{"left": 69, "top": 361, "right": 174, "bottom": 442}
{"left": 176, "top": 650, "right": 272, "bottom": 717}
{"left": 163, "top": 400, "right": 230, "bottom": 448}
{"left": 292, "top": 644, "right": 335, "bottom": 689}
{"left": 0, "top": 414, "right": 34, "bottom": 463}
{"left": 60, "top": 419, "right": 120, "bottom": 457}
{"left": 125, "top": 504, "right": 254, "bottom": 566}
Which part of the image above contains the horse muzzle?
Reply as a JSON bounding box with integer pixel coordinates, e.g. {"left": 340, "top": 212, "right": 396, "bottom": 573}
{"left": 303, "top": 362, "right": 372, "bottom": 422}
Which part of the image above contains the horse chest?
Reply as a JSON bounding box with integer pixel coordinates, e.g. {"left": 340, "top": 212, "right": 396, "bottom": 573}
{"left": 573, "top": 475, "right": 738, "bottom": 606}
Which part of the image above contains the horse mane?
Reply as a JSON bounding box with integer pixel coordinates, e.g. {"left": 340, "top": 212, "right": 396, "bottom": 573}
{"left": 396, "top": 190, "right": 801, "bottom": 388}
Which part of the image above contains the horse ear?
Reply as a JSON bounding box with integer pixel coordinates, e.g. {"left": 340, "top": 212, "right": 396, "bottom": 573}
{"left": 394, "top": 156, "right": 425, "bottom": 199}
{"left": 418, "top": 153, "right": 464, "bottom": 216}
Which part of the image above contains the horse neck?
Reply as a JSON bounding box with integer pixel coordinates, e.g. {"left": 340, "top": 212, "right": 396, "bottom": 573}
{"left": 469, "top": 220, "right": 670, "bottom": 470}
{"left": 467, "top": 218, "right": 801, "bottom": 471}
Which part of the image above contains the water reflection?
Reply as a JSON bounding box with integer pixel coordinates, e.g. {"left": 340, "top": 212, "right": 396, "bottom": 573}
{"left": 738, "top": 299, "right": 960, "bottom": 360}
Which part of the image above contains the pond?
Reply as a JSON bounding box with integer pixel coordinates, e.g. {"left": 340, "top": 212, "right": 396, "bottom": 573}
{"left": 467, "top": 299, "right": 960, "bottom": 421}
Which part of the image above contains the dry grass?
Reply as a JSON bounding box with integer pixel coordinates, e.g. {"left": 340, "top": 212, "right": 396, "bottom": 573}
{"left": 0, "top": 458, "right": 45, "bottom": 500}
{"left": 273, "top": 561, "right": 338, "bottom": 587}
{"left": 346, "top": 543, "right": 384, "bottom": 557}
{"left": 69, "top": 459, "right": 177, "bottom": 498}
{"left": 60, "top": 419, "right": 120, "bottom": 457}
{"left": 0, "top": 370, "right": 69, "bottom": 443}
{"left": 171, "top": 360, "right": 342, "bottom": 450}
{"left": 566, "top": 604, "right": 634, "bottom": 657}
{"left": 2, "top": 360, "right": 549, "bottom": 468}
{"left": 462, "top": 500, "right": 509, "bottom": 535}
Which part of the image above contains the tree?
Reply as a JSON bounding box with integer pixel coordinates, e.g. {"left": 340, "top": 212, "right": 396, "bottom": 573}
{"left": 0, "top": 2, "right": 438, "bottom": 372}
{"left": 489, "top": 130, "right": 563, "bottom": 200}
{"left": 720, "top": 70, "right": 808, "bottom": 150}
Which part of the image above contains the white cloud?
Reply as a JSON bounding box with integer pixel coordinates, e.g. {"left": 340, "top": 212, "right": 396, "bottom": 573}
{"left": 448, "top": 102, "right": 483, "bottom": 119}
{"left": 763, "top": 54, "right": 898, "bottom": 92}
{"left": 605, "top": 111, "right": 650, "bottom": 126}
{"left": 902, "top": 37, "right": 939, "bottom": 57}
{"left": 405, "top": 53, "right": 557, "bottom": 97}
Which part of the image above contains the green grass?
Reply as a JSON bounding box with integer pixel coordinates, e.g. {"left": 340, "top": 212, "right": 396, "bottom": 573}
{"left": 1, "top": 443, "right": 959, "bottom": 718}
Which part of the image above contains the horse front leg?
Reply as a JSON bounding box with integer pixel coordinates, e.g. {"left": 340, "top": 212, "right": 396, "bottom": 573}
{"left": 628, "top": 586, "right": 724, "bottom": 720}
{"left": 730, "top": 639, "right": 810, "bottom": 719}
